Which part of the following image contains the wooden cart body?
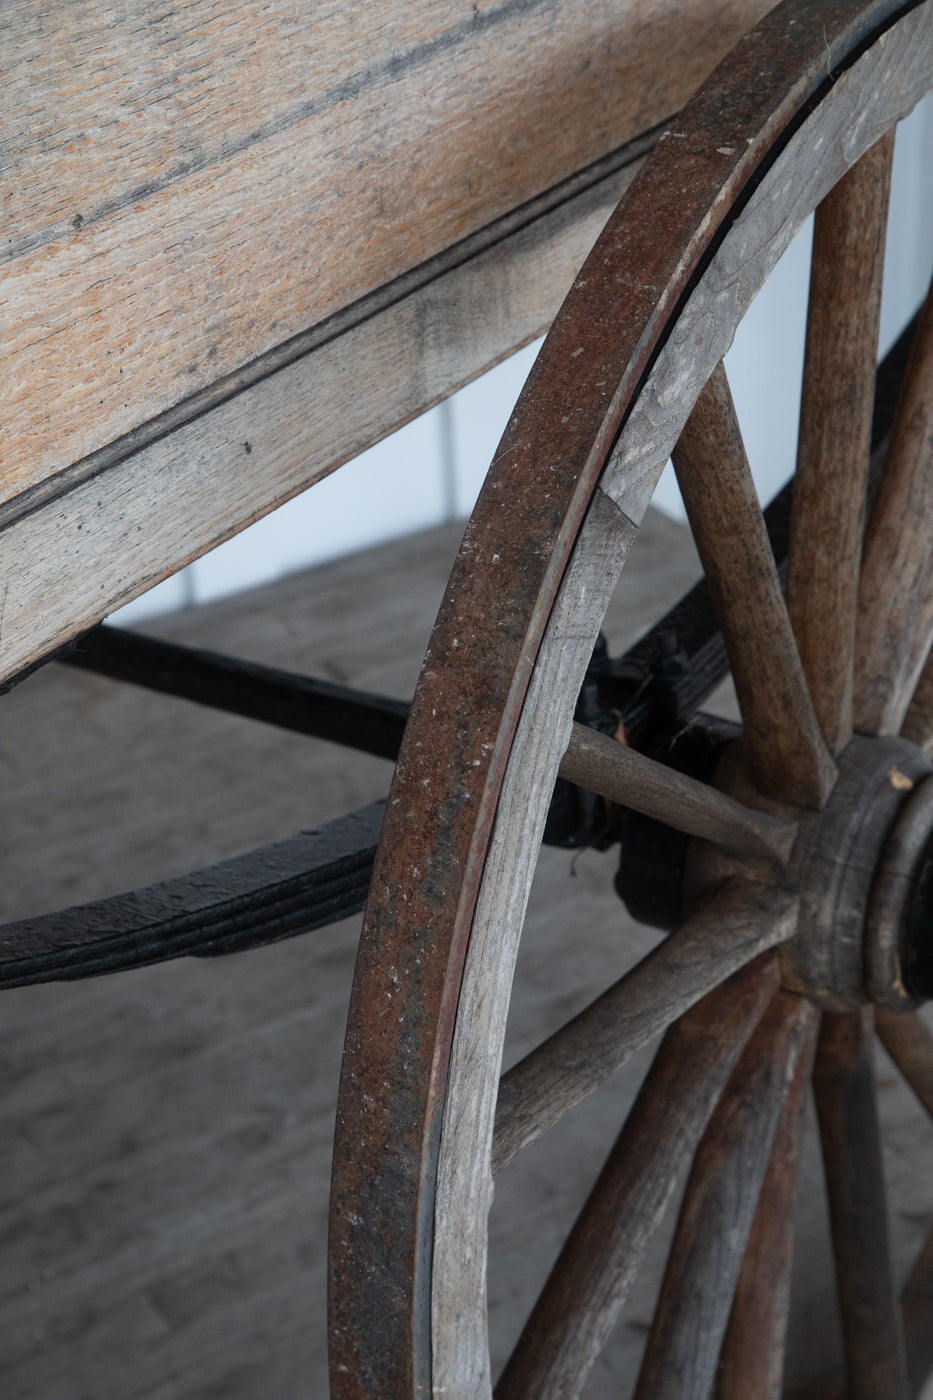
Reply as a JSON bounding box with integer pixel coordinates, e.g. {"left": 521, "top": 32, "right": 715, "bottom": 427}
{"left": 2, "top": 0, "right": 773, "bottom": 686}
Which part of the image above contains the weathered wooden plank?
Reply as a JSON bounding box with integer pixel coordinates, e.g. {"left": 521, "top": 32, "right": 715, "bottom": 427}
{"left": 0, "top": 151, "right": 638, "bottom": 688}
{"left": 3, "top": 0, "right": 776, "bottom": 503}
{"left": 786, "top": 132, "right": 894, "bottom": 754}
{"left": 560, "top": 720, "right": 796, "bottom": 864}
{"left": 491, "top": 880, "right": 798, "bottom": 1174}
{"left": 494, "top": 954, "right": 780, "bottom": 1400}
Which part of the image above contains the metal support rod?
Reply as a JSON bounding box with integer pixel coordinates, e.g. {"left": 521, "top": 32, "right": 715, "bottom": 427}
{"left": 63, "top": 624, "right": 409, "bottom": 760}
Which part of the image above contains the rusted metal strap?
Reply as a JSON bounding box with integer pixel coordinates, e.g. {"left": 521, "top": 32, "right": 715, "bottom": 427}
{"left": 0, "top": 802, "right": 384, "bottom": 987}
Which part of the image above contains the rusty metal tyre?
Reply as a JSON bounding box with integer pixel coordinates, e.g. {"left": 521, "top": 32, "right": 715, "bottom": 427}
{"left": 329, "top": 3, "right": 933, "bottom": 1396}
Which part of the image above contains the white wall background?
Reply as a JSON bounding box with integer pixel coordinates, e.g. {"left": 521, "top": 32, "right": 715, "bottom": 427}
{"left": 115, "top": 96, "right": 933, "bottom": 625}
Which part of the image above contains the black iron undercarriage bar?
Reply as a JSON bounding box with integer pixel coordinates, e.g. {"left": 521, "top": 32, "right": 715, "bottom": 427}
{"left": 63, "top": 625, "right": 410, "bottom": 761}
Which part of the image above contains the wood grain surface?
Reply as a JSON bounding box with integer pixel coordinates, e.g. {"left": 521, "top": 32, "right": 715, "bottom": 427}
{"left": 786, "top": 133, "right": 893, "bottom": 755}
{"left": 559, "top": 720, "right": 796, "bottom": 864}
{"left": 672, "top": 363, "right": 837, "bottom": 809}
{"left": 494, "top": 954, "right": 780, "bottom": 1400}
{"left": 716, "top": 997, "right": 819, "bottom": 1400}
{"left": 633, "top": 990, "right": 816, "bottom": 1400}
{"left": 0, "top": 149, "right": 642, "bottom": 688}
{"left": 3, "top": 0, "right": 775, "bottom": 504}
{"left": 491, "top": 880, "right": 798, "bottom": 1174}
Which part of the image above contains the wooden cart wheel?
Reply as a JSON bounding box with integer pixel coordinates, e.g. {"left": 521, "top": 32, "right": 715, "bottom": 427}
{"left": 329, "top": 2, "right": 933, "bottom": 1396}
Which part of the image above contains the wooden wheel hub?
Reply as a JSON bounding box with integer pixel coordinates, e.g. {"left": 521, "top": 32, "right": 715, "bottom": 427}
{"left": 777, "top": 736, "right": 933, "bottom": 1012}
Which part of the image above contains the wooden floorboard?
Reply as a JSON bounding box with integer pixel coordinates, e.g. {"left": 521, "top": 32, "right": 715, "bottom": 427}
{"left": 1, "top": 513, "right": 931, "bottom": 1398}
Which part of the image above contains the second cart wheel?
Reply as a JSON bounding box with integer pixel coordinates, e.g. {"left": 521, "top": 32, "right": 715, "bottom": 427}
{"left": 330, "top": 1, "right": 933, "bottom": 1396}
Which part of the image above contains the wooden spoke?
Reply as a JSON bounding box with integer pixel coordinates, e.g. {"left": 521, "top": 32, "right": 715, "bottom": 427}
{"left": 672, "top": 361, "right": 837, "bottom": 808}
{"left": 901, "top": 645, "right": 933, "bottom": 754}
{"left": 715, "top": 999, "right": 820, "bottom": 1400}
{"left": 787, "top": 132, "right": 895, "bottom": 755}
{"left": 854, "top": 279, "right": 933, "bottom": 736}
{"left": 902, "top": 1222, "right": 933, "bottom": 1395}
{"left": 494, "top": 955, "right": 781, "bottom": 1400}
{"left": 491, "top": 879, "right": 799, "bottom": 1174}
{"left": 560, "top": 721, "right": 797, "bottom": 865}
{"left": 813, "top": 1008, "right": 909, "bottom": 1400}
{"left": 633, "top": 991, "right": 816, "bottom": 1400}
{"left": 875, "top": 1007, "right": 933, "bottom": 1123}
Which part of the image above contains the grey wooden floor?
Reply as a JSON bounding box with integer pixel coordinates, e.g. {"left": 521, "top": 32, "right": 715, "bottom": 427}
{"left": 1, "top": 513, "right": 931, "bottom": 1399}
